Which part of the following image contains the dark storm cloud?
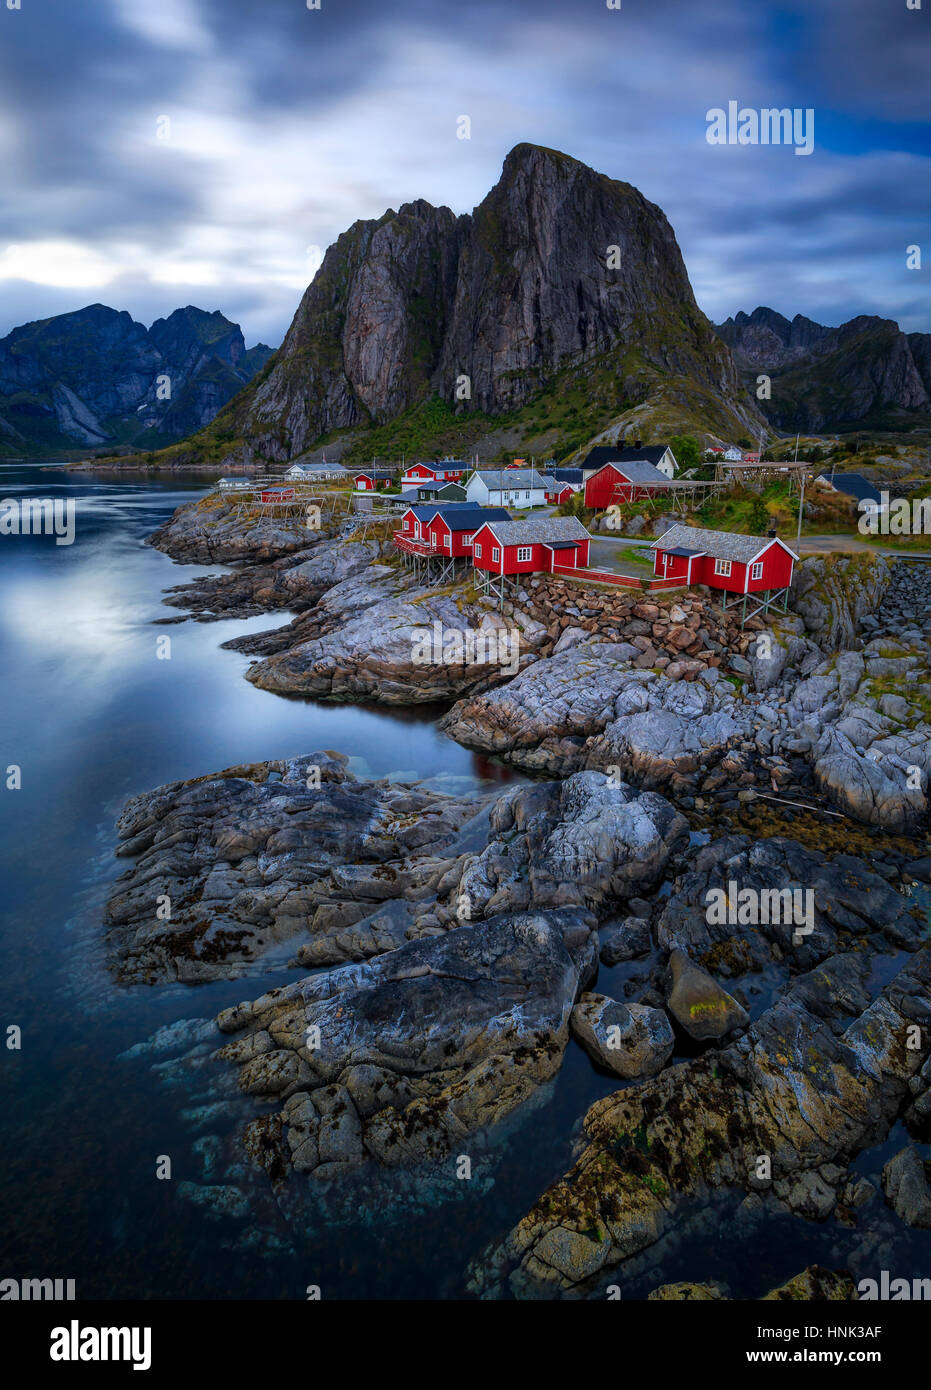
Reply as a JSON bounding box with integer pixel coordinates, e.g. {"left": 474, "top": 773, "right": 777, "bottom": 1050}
{"left": 0, "top": 0, "right": 927, "bottom": 343}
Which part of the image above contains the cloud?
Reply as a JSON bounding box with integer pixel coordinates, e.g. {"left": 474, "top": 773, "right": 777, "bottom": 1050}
{"left": 0, "top": 0, "right": 926, "bottom": 344}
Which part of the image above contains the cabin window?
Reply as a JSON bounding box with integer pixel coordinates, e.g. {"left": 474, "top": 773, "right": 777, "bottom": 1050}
{"left": 474, "top": 544, "right": 482, "bottom": 558}
{"left": 714, "top": 559, "right": 732, "bottom": 577}
{"left": 414, "top": 522, "right": 421, "bottom": 537}
{"left": 662, "top": 553, "right": 671, "bottom": 569}
{"left": 492, "top": 547, "right": 501, "bottom": 562}
{"left": 517, "top": 546, "right": 533, "bottom": 562}
{"left": 462, "top": 534, "right": 473, "bottom": 546}
{"left": 524, "top": 491, "right": 530, "bottom": 499}
{"left": 751, "top": 561, "right": 763, "bottom": 580}
{"left": 444, "top": 534, "right": 451, "bottom": 548}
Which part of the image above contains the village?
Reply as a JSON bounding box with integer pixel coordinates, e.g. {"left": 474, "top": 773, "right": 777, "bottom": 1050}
{"left": 208, "top": 438, "right": 896, "bottom": 629}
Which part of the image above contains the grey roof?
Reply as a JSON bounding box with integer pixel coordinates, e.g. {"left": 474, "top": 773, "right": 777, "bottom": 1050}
{"left": 818, "top": 472, "right": 882, "bottom": 505}
{"left": 288, "top": 464, "right": 346, "bottom": 476}
{"left": 652, "top": 523, "right": 796, "bottom": 564}
{"left": 355, "top": 469, "right": 395, "bottom": 480}
{"left": 477, "top": 516, "right": 591, "bottom": 546}
{"left": 595, "top": 458, "right": 672, "bottom": 486}
{"left": 551, "top": 468, "right": 585, "bottom": 483}
{"left": 467, "top": 468, "right": 550, "bottom": 490}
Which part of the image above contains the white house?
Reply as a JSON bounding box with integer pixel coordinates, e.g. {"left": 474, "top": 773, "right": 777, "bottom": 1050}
{"left": 723, "top": 446, "right": 744, "bottom": 462}
{"left": 217, "top": 477, "right": 251, "bottom": 491}
{"left": 463, "top": 467, "right": 551, "bottom": 508}
{"left": 285, "top": 463, "right": 347, "bottom": 481}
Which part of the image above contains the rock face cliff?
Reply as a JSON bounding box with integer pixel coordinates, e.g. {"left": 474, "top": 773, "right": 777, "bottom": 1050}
{"left": 716, "top": 306, "right": 931, "bottom": 433}
{"left": 0, "top": 303, "right": 273, "bottom": 453}
{"left": 206, "top": 143, "right": 762, "bottom": 461}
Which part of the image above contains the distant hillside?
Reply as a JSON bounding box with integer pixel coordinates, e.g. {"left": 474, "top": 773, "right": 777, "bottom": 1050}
{"left": 0, "top": 303, "right": 274, "bottom": 454}
{"left": 715, "top": 306, "right": 931, "bottom": 434}
{"left": 132, "top": 143, "right": 764, "bottom": 470}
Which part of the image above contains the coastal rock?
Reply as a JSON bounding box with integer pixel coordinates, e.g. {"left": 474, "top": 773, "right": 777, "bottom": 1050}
{"left": 466, "top": 950, "right": 931, "bottom": 1297}
{"left": 790, "top": 554, "right": 891, "bottom": 653}
{"left": 570, "top": 994, "right": 674, "bottom": 1078}
{"left": 149, "top": 493, "right": 328, "bottom": 565}
{"left": 215, "top": 910, "right": 592, "bottom": 1173}
{"left": 654, "top": 834, "right": 921, "bottom": 977}
{"left": 104, "top": 752, "right": 483, "bottom": 983}
{"left": 424, "top": 771, "right": 689, "bottom": 927}
{"left": 665, "top": 948, "right": 749, "bottom": 1041}
{"left": 244, "top": 585, "right": 539, "bottom": 704}
{"left": 881, "top": 1146, "right": 931, "bottom": 1228}
{"left": 648, "top": 1282, "right": 726, "bottom": 1300}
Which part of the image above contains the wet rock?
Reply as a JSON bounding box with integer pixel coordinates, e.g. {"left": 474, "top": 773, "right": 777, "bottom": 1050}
{"left": 761, "top": 1267, "right": 857, "bottom": 1300}
{"left": 600, "top": 917, "right": 652, "bottom": 965}
{"left": 881, "top": 1145, "right": 931, "bottom": 1228}
{"left": 215, "top": 910, "right": 592, "bottom": 1173}
{"left": 105, "top": 752, "right": 483, "bottom": 982}
{"left": 648, "top": 1281, "right": 726, "bottom": 1300}
{"left": 665, "top": 948, "right": 749, "bottom": 1041}
{"left": 466, "top": 950, "right": 931, "bottom": 1297}
{"left": 570, "top": 994, "right": 674, "bottom": 1078}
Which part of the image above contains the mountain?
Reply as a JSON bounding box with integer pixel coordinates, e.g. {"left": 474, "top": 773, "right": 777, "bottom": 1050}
{"left": 0, "top": 304, "right": 274, "bottom": 454}
{"left": 156, "top": 144, "right": 763, "bottom": 468}
{"left": 715, "top": 306, "right": 931, "bottom": 434}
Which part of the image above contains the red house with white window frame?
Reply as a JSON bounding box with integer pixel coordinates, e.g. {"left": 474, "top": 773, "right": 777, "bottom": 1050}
{"left": 650, "top": 524, "right": 797, "bottom": 594}
{"left": 470, "top": 517, "right": 591, "bottom": 578}
{"left": 397, "top": 504, "right": 509, "bottom": 555}
{"left": 400, "top": 462, "right": 464, "bottom": 488}
{"left": 353, "top": 470, "right": 395, "bottom": 491}
{"left": 584, "top": 461, "right": 673, "bottom": 509}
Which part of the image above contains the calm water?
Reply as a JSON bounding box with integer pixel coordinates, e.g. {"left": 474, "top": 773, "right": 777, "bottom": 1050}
{"left": 0, "top": 463, "right": 626, "bottom": 1299}
{"left": 1, "top": 463, "right": 927, "bottom": 1300}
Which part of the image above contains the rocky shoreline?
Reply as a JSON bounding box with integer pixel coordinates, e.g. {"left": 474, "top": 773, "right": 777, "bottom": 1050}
{"left": 101, "top": 493, "right": 931, "bottom": 1295}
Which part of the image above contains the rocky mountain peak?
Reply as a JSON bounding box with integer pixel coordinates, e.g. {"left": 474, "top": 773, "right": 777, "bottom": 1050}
{"left": 216, "top": 144, "right": 760, "bottom": 461}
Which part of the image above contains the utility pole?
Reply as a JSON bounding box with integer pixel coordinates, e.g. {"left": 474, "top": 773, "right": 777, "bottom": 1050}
{"left": 795, "top": 433, "right": 805, "bottom": 548}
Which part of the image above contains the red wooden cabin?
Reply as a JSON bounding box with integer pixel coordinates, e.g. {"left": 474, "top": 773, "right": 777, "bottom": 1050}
{"left": 397, "top": 504, "right": 508, "bottom": 555}
{"left": 544, "top": 482, "right": 578, "bottom": 505}
{"left": 651, "top": 524, "right": 797, "bottom": 593}
{"left": 470, "top": 517, "right": 591, "bottom": 577}
{"left": 400, "top": 461, "right": 464, "bottom": 487}
{"left": 353, "top": 470, "right": 394, "bottom": 491}
{"left": 584, "top": 460, "right": 673, "bottom": 509}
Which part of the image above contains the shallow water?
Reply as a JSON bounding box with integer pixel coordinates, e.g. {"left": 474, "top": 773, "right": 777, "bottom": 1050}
{"left": 1, "top": 463, "right": 929, "bottom": 1300}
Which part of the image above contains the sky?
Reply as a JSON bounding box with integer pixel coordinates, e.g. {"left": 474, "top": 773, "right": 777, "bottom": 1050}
{"left": 0, "top": 0, "right": 928, "bottom": 346}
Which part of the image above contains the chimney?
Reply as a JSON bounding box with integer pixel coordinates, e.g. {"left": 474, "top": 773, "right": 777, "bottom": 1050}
{"left": 634, "top": 438, "right": 642, "bottom": 450}
{"left": 768, "top": 527, "right": 777, "bottom": 538}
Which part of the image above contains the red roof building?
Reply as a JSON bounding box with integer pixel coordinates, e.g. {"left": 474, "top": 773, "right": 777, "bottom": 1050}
{"left": 650, "top": 524, "right": 797, "bottom": 594}
{"left": 544, "top": 481, "right": 578, "bottom": 505}
{"left": 400, "top": 461, "right": 465, "bottom": 487}
{"left": 353, "top": 470, "right": 395, "bottom": 491}
{"left": 584, "top": 460, "right": 674, "bottom": 509}
{"left": 397, "top": 504, "right": 509, "bottom": 556}
{"left": 470, "top": 516, "right": 591, "bottom": 577}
